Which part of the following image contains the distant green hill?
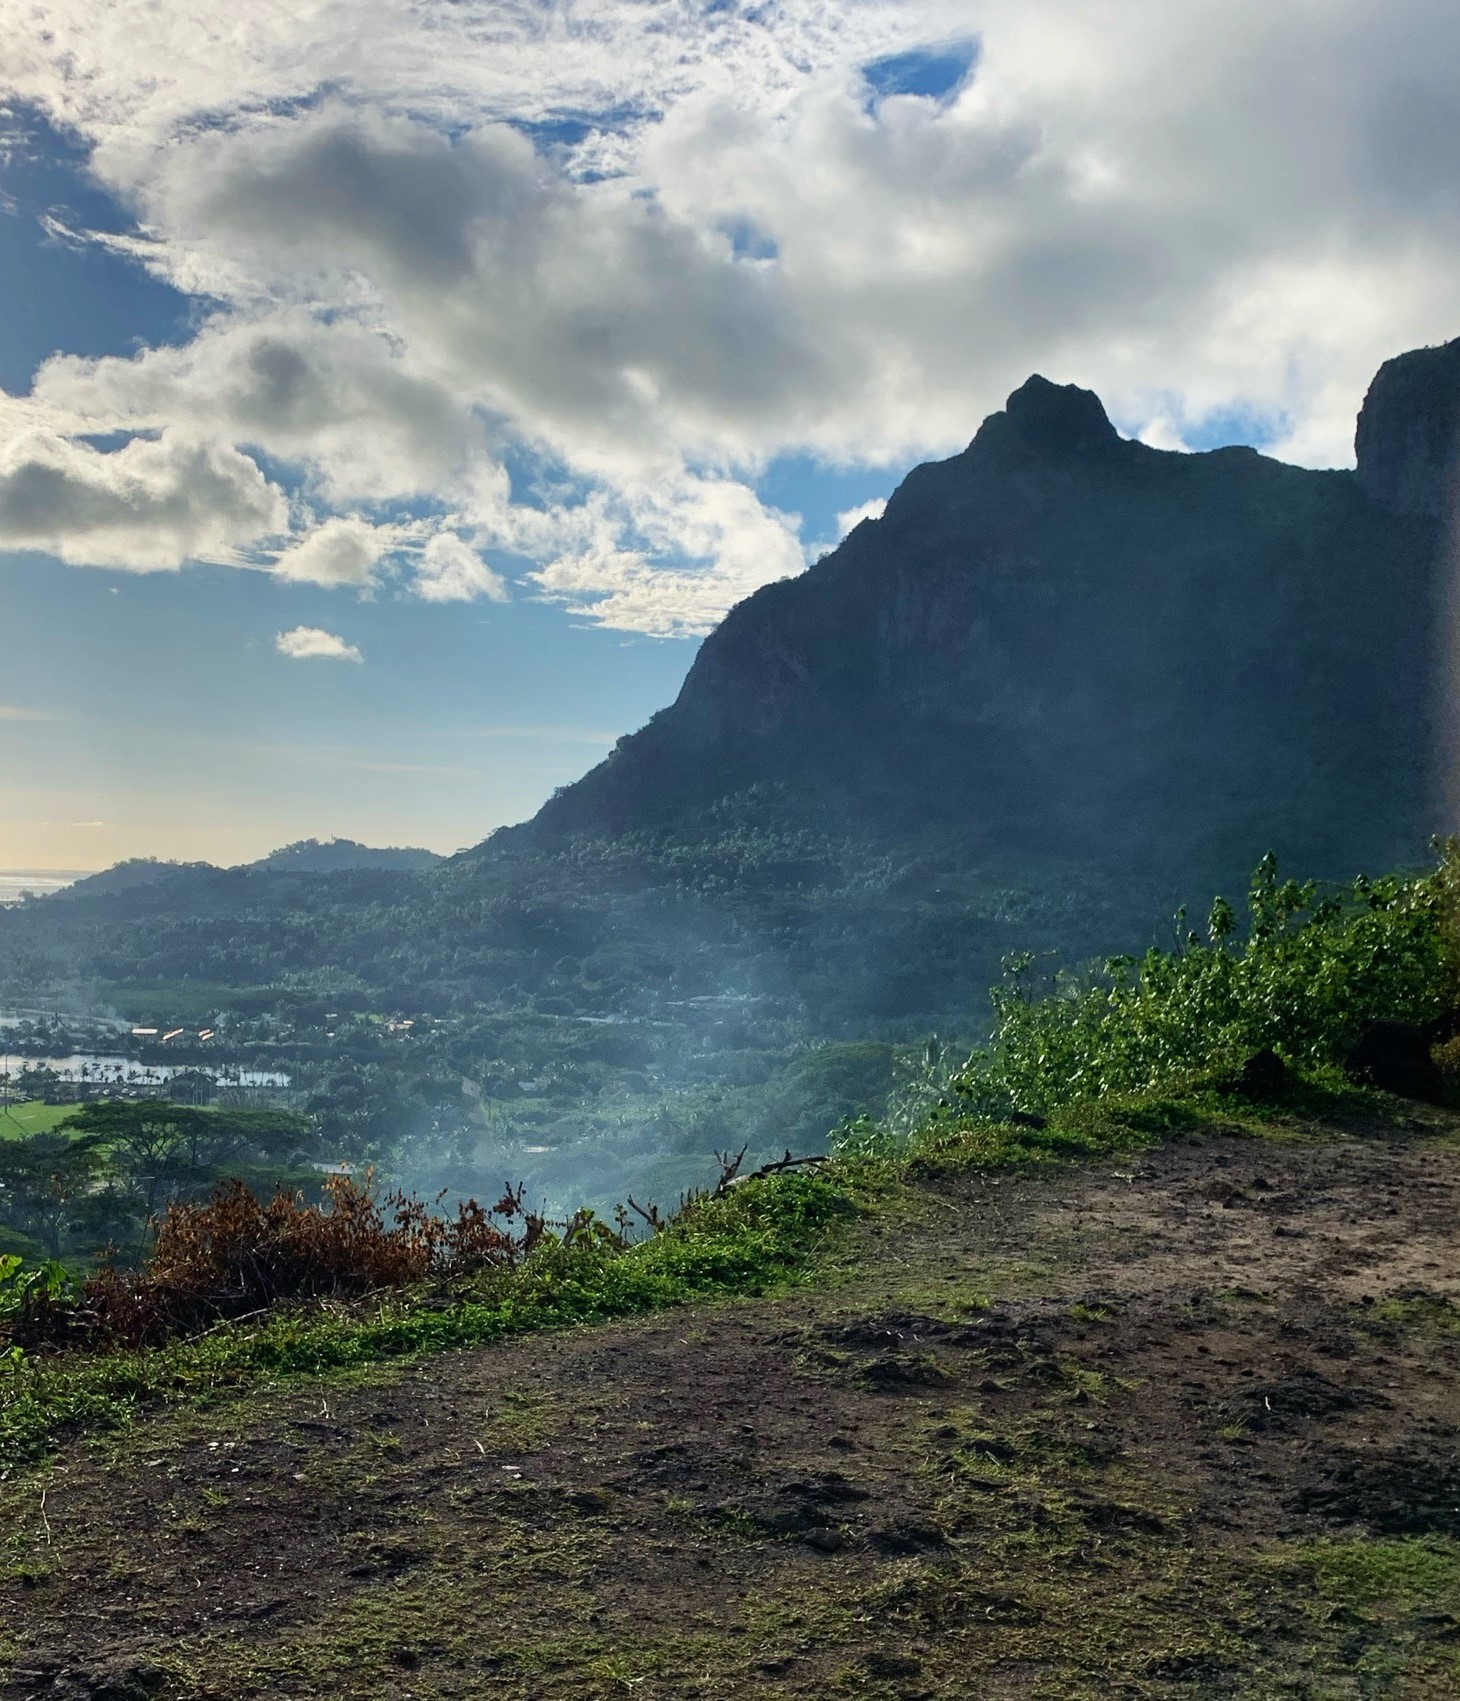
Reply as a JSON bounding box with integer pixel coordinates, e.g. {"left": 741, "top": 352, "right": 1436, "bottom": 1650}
{"left": 247, "top": 839, "right": 442, "bottom": 874}
{"left": 56, "top": 840, "right": 441, "bottom": 901}
{"left": 56, "top": 857, "right": 214, "bottom": 899}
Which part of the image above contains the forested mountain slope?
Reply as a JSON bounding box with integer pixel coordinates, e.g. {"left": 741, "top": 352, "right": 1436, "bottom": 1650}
{"left": 519, "top": 344, "right": 1458, "bottom": 894}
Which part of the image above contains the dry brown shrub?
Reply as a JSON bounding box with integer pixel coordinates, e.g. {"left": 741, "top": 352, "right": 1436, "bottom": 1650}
{"left": 81, "top": 1174, "right": 547, "bottom": 1346}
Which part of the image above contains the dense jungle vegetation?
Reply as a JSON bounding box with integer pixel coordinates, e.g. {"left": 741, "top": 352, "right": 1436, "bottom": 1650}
{"left": 0, "top": 810, "right": 1180, "bottom": 1222}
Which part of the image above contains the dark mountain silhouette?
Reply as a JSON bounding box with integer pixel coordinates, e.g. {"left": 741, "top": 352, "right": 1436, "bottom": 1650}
{"left": 12, "top": 337, "right": 1459, "bottom": 1040}
{"left": 247, "top": 839, "right": 442, "bottom": 874}
{"left": 58, "top": 839, "right": 440, "bottom": 900}
{"left": 512, "top": 344, "right": 1459, "bottom": 888}
{"left": 56, "top": 858, "right": 214, "bottom": 899}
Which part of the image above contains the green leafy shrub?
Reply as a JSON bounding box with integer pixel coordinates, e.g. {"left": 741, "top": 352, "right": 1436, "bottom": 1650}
{"left": 0, "top": 1254, "right": 78, "bottom": 1351}
{"left": 889, "top": 851, "right": 1460, "bottom": 1122}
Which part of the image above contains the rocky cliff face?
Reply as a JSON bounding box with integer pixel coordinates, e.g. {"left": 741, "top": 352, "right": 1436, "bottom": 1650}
{"left": 519, "top": 345, "right": 1455, "bottom": 889}
{"left": 1356, "top": 339, "right": 1460, "bottom": 518}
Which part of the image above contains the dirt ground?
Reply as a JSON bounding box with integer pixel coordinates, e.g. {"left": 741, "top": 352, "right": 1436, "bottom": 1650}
{"left": 5, "top": 1111, "right": 1460, "bottom": 1699}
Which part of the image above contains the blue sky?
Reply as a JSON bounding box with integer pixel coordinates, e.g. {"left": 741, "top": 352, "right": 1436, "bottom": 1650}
{"left": 0, "top": 148, "right": 887, "bottom": 865}
{"left": 4, "top": 0, "right": 1460, "bottom": 868}
{"left": 0, "top": 87, "right": 894, "bottom": 866}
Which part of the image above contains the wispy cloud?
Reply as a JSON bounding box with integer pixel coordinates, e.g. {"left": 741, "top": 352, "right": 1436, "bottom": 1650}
{"left": 274, "top": 626, "right": 362, "bottom": 662}
{"left": 0, "top": 705, "right": 53, "bottom": 722}
{"left": 412, "top": 532, "right": 509, "bottom": 604}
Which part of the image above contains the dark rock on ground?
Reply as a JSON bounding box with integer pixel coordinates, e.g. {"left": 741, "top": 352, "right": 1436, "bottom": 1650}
{"left": 1345, "top": 1020, "right": 1444, "bottom": 1102}
{"left": 1230, "top": 1048, "right": 1289, "bottom": 1101}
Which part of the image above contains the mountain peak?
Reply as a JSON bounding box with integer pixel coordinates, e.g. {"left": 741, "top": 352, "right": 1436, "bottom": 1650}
{"left": 521, "top": 336, "right": 1442, "bottom": 883}
{"left": 998, "top": 373, "right": 1119, "bottom": 454}
{"left": 1355, "top": 335, "right": 1460, "bottom": 517}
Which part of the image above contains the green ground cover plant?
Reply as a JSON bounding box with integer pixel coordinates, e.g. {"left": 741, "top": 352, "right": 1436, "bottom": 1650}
{"left": 879, "top": 848, "right": 1460, "bottom": 1126}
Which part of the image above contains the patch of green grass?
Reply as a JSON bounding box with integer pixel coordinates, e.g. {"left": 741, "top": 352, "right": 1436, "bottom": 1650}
{"left": 1264, "top": 1536, "right": 1460, "bottom": 1689}
{"left": 214, "top": 1535, "right": 612, "bottom": 1695}
{"left": 755, "top": 1534, "right": 1267, "bottom": 1699}
{"left": 475, "top": 1387, "right": 555, "bottom": 1451}
{"left": 0, "top": 1102, "right": 75, "bottom": 1139}
{"left": 1284, "top": 1534, "right": 1460, "bottom": 1612}
{"left": 1371, "top": 1292, "right": 1460, "bottom": 1336}
{"left": 875, "top": 1095, "right": 1193, "bottom": 1179}
{"left": 175, "top": 1517, "right": 1460, "bottom": 1700}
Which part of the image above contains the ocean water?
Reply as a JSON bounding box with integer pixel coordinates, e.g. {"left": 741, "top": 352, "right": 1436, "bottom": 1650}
{"left": 0, "top": 870, "right": 91, "bottom": 903}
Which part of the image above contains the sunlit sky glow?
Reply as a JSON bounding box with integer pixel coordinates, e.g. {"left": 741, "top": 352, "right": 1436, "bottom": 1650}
{"left": 4, "top": 0, "right": 1460, "bottom": 868}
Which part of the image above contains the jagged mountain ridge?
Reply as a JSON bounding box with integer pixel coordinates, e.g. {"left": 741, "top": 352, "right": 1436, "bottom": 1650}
{"left": 514, "top": 345, "right": 1457, "bottom": 887}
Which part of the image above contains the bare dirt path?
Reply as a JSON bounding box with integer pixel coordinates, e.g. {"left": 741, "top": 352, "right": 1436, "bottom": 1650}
{"left": 5, "top": 1114, "right": 1460, "bottom": 1700}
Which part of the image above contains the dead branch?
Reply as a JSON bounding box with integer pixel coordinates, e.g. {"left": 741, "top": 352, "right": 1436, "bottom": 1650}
{"left": 713, "top": 1145, "right": 750, "bottom": 1191}
{"left": 714, "top": 1148, "right": 830, "bottom": 1196}
{"left": 624, "top": 1196, "right": 668, "bottom": 1232}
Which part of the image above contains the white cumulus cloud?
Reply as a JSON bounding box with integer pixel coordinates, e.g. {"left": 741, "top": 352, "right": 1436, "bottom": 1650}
{"left": 527, "top": 473, "right": 804, "bottom": 637}
{"left": 4, "top": 0, "right": 1460, "bottom": 630}
{"left": 412, "top": 531, "right": 509, "bottom": 604}
{"left": 274, "top": 626, "right": 363, "bottom": 662}
{"left": 272, "top": 516, "right": 397, "bottom": 590}
{"left": 32, "top": 313, "right": 480, "bottom": 505}
{"left": 0, "top": 428, "right": 286, "bottom": 569}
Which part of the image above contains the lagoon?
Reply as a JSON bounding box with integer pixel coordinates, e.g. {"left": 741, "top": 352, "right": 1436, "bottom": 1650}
{"left": 0, "top": 1054, "right": 291, "bottom": 1089}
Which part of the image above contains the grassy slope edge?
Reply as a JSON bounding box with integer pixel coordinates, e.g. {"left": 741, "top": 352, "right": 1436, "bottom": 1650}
{"left": 5, "top": 1102, "right": 1460, "bottom": 1698}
